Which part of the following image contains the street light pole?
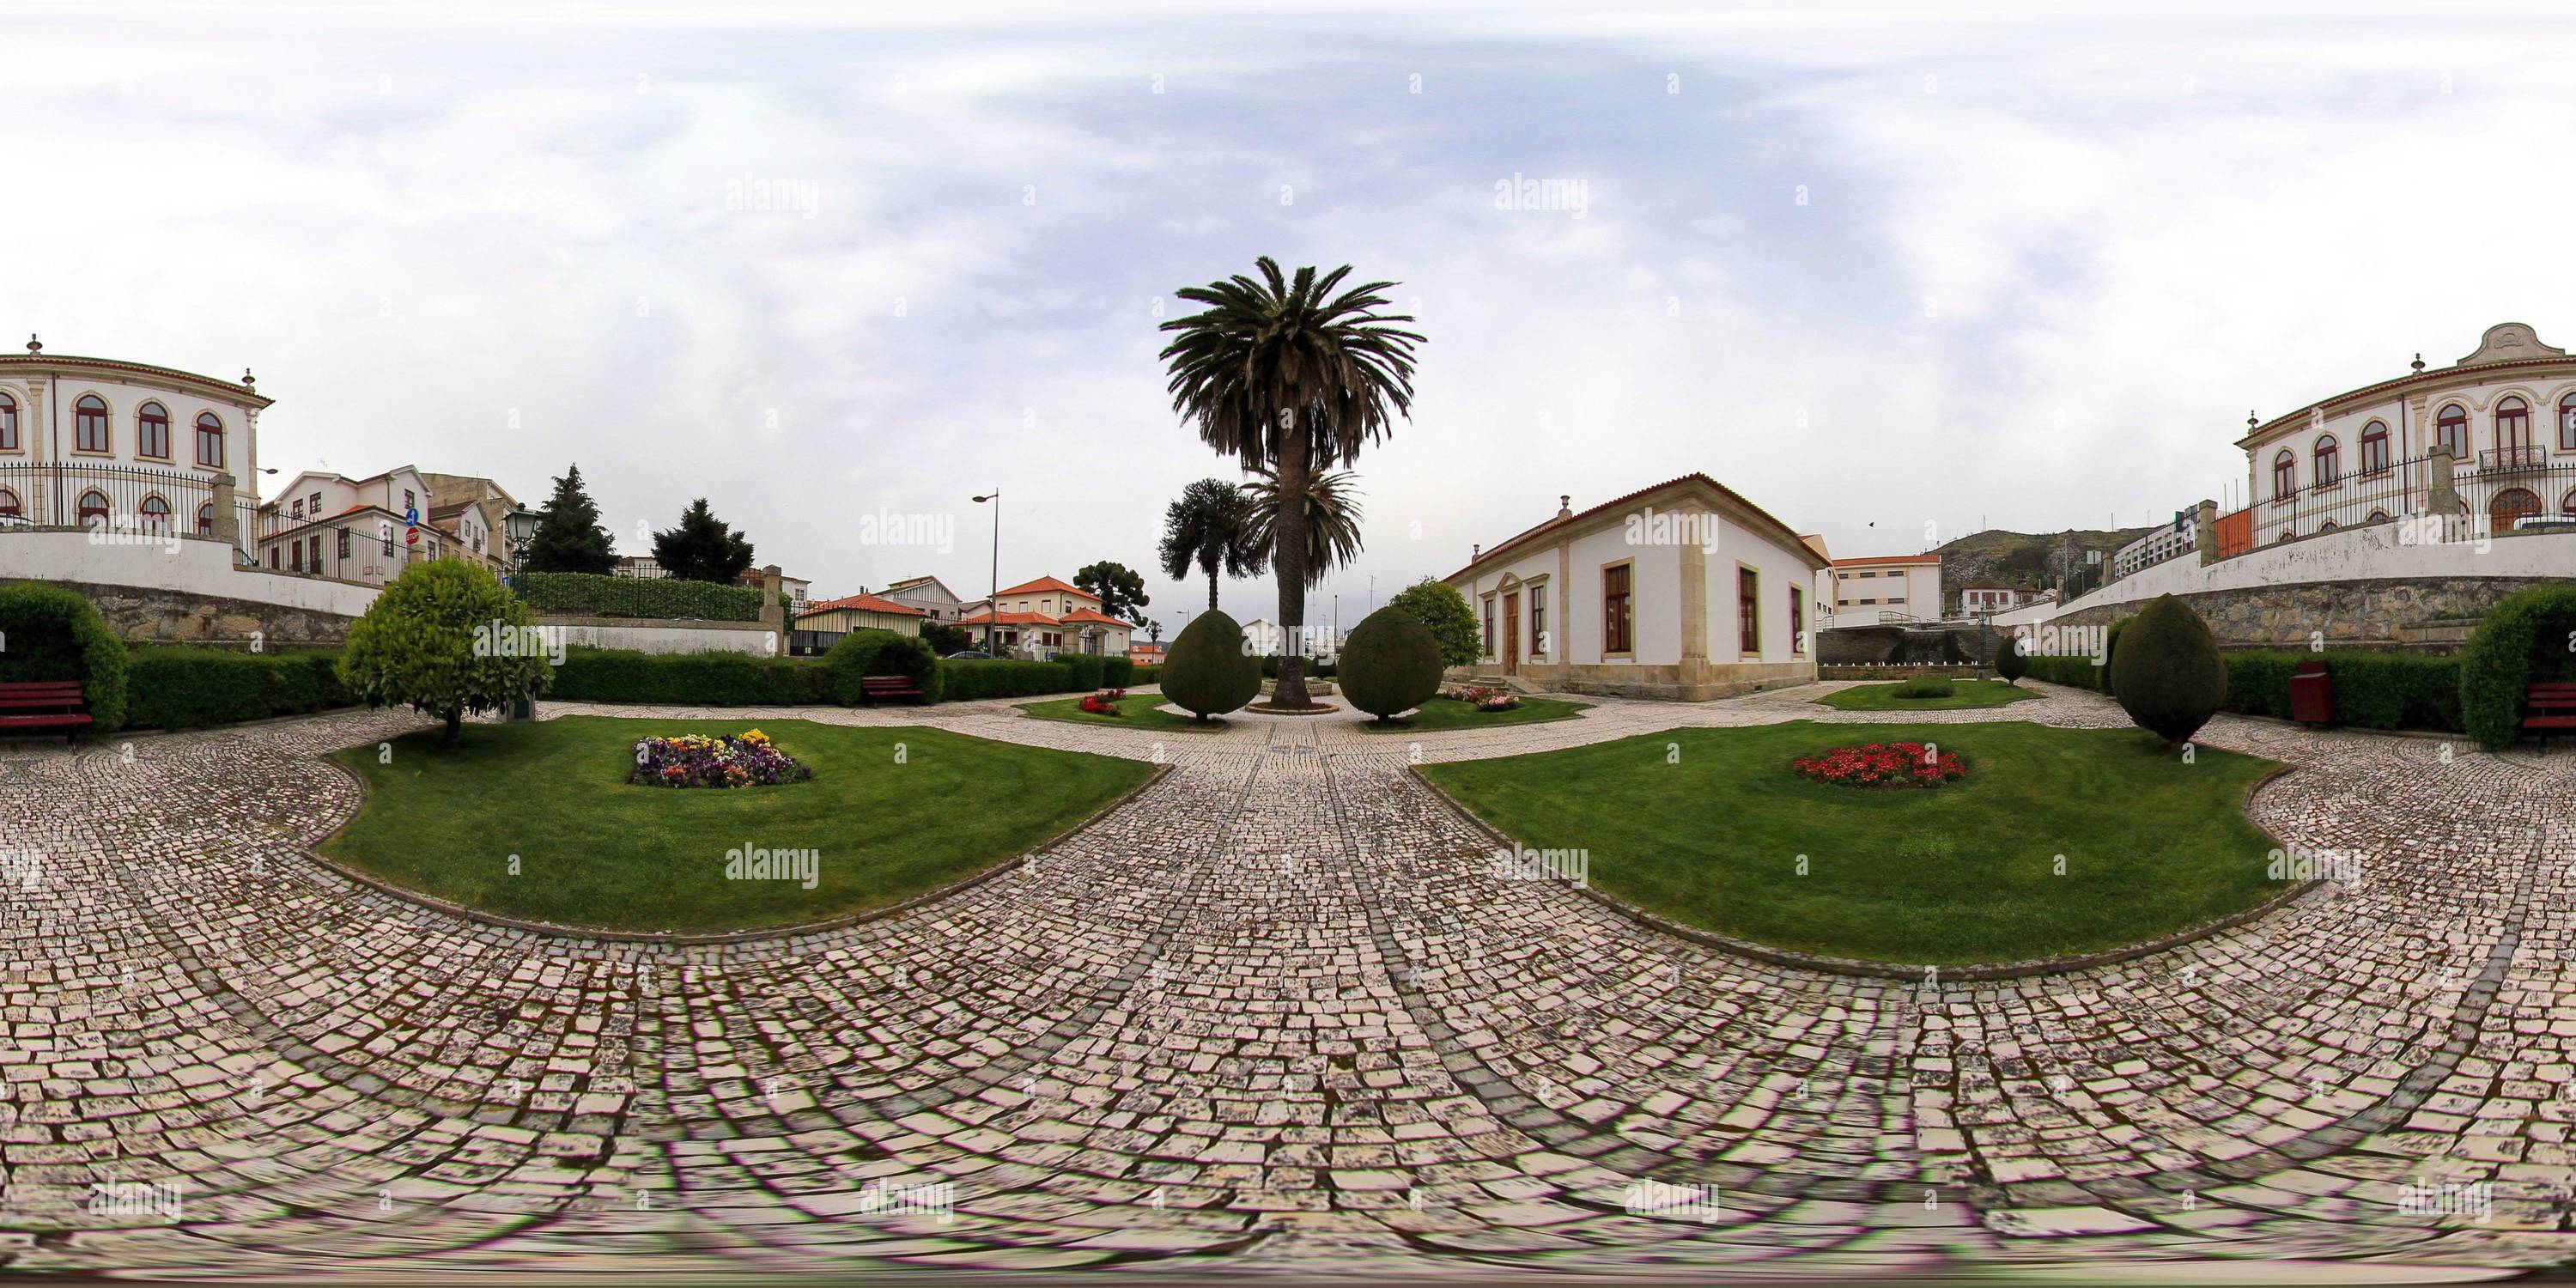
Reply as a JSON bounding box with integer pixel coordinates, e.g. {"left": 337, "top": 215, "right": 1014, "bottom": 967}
{"left": 973, "top": 491, "right": 1000, "bottom": 655}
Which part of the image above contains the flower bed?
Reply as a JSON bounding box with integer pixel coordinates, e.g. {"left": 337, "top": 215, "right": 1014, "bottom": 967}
{"left": 1441, "top": 684, "right": 1521, "bottom": 712}
{"left": 1793, "top": 741, "right": 1965, "bottom": 789}
{"left": 628, "top": 729, "right": 814, "bottom": 789}
{"left": 1078, "top": 689, "right": 1127, "bottom": 715}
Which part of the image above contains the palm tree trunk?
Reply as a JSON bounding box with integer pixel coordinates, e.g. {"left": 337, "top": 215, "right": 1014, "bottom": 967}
{"left": 1206, "top": 566, "right": 1219, "bottom": 611}
{"left": 1272, "top": 424, "right": 1313, "bottom": 708}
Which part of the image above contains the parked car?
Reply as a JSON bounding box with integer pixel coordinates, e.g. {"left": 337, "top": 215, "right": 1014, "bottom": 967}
{"left": 943, "top": 650, "right": 998, "bottom": 661}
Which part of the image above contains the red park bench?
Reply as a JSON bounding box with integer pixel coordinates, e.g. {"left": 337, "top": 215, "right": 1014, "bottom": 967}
{"left": 0, "top": 681, "right": 92, "bottom": 744}
{"left": 860, "top": 674, "right": 925, "bottom": 705}
{"left": 2524, "top": 681, "right": 2576, "bottom": 744}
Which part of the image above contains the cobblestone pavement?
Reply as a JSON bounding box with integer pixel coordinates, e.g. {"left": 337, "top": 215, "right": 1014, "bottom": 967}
{"left": 3, "top": 680, "right": 2572, "bottom": 1279}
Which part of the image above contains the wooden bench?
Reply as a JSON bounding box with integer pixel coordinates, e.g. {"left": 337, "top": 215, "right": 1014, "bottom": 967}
{"left": 860, "top": 675, "right": 925, "bottom": 705}
{"left": 0, "top": 681, "right": 92, "bottom": 744}
{"left": 2523, "top": 681, "right": 2576, "bottom": 743}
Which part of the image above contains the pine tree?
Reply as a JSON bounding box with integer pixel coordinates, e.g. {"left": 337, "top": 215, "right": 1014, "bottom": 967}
{"left": 652, "top": 498, "right": 756, "bottom": 583}
{"left": 524, "top": 465, "right": 617, "bottom": 574}
{"left": 1074, "top": 561, "right": 1150, "bottom": 622}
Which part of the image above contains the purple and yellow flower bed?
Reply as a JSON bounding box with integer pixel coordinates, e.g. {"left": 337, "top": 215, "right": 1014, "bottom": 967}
{"left": 629, "top": 729, "right": 814, "bottom": 789}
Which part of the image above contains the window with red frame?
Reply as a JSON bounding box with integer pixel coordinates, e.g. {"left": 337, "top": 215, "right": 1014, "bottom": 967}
{"left": 75, "top": 395, "right": 109, "bottom": 453}
{"left": 2272, "top": 450, "right": 2295, "bottom": 499}
{"left": 197, "top": 502, "right": 214, "bottom": 536}
{"left": 1482, "top": 597, "right": 1495, "bottom": 656}
{"left": 76, "top": 489, "right": 108, "bottom": 526}
{"left": 2436, "top": 403, "right": 2468, "bottom": 459}
{"left": 2497, "top": 396, "right": 2532, "bottom": 453}
{"left": 0, "top": 489, "right": 20, "bottom": 519}
{"left": 195, "top": 412, "right": 224, "bottom": 468}
{"left": 1601, "top": 564, "right": 1631, "bottom": 653}
{"left": 1789, "top": 586, "right": 1804, "bottom": 653}
{"left": 0, "top": 392, "right": 17, "bottom": 450}
{"left": 137, "top": 402, "right": 171, "bottom": 459}
{"left": 2312, "top": 434, "right": 2339, "bottom": 487}
{"left": 2561, "top": 394, "right": 2576, "bottom": 451}
{"left": 1738, "top": 567, "right": 1759, "bottom": 654}
{"left": 2359, "top": 421, "right": 2391, "bottom": 475}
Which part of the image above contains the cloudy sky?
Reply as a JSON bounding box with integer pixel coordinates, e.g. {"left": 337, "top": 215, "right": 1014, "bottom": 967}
{"left": 14, "top": 0, "right": 2576, "bottom": 631}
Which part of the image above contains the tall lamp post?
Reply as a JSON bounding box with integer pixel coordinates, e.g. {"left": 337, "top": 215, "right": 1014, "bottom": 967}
{"left": 973, "top": 491, "right": 1000, "bottom": 655}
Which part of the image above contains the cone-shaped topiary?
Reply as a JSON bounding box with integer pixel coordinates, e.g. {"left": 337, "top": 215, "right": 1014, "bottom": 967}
{"left": 2105, "top": 594, "right": 2225, "bottom": 750}
{"left": 1340, "top": 605, "right": 1445, "bottom": 722}
{"left": 1160, "top": 610, "right": 1261, "bottom": 721}
{"left": 1995, "top": 632, "right": 2027, "bottom": 685}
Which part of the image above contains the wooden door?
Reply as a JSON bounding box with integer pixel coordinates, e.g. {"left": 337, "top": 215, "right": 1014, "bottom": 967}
{"left": 1503, "top": 592, "right": 1520, "bottom": 676}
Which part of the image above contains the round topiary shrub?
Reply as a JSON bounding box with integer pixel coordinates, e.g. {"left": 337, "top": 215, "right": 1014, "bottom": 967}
{"left": 1340, "top": 605, "right": 1445, "bottom": 722}
{"left": 1892, "top": 675, "right": 1955, "bottom": 700}
{"left": 2099, "top": 613, "right": 2135, "bottom": 696}
{"left": 827, "top": 629, "right": 942, "bottom": 705}
{"left": 2459, "top": 584, "right": 2576, "bottom": 750}
{"left": 1161, "top": 611, "right": 1261, "bottom": 721}
{"left": 0, "top": 583, "right": 131, "bottom": 732}
{"left": 2105, "top": 594, "right": 2226, "bottom": 750}
{"left": 1995, "top": 634, "right": 2027, "bottom": 685}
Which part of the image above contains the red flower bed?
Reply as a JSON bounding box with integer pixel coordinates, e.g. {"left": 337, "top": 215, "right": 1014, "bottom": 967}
{"left": 1079, "top": 689, "right": 1127, "bottom": 715}
{"left": 1793, "top": 741, "right": 1965, "bottom": 788}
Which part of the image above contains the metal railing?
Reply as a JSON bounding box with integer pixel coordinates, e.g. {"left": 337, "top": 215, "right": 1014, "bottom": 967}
{"left": 2257, "top": 453, "right": 2428, "bottom": 542}
{"left": 2471, "top": 444, "right": 2551, "bottom": 474}
{"left": 2457, "top": 459, "right": 2576, "bottom": 532}
{"left": 0, "top": 461, "right": 255, "bottom": 555}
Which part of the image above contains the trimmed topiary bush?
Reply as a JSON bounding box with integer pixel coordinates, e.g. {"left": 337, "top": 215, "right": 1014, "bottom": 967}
{"left": 2100, "top": 614, "right": 2135, "bottom": 697}
{"left": 1160, "top": 611, "right": 1261, "bottom": 722}
{"left": 1133, "top": 664, "right": 1163, "bottom": 687}
{"left": 825, "top": 629, "right": 942, "bottom": 705}
{"left": 1340, "top": 605, "right": 1445, "bottom": 722}
{"left": 553, "top": 647, "right": 830, "bottom": 705}
{"left": 1103, "top": 656, "right": 1135, "bottom": 688}
{"left": 2460, "top": 584, "right": 2576, "bottom": 750}
{"left": 1995, "top": 635, "right": 2026, "bottom": 685}
{"left": 1892, "top": 675, "right": 1955, "bottom": 699}
{"left": 514, "top": 571, "right": 762, "bottom": 621}
{"left": 0, "top": 584, "right": 131, "bottom": 732}
{"left": 125, "top": 647, "right": 350, "bottom": 729}
{"left": 2106, "top": 595, "right": 2226, "bottom": 749}
{"left": 939, "top": 658, "right": 1091, "bottom": 702}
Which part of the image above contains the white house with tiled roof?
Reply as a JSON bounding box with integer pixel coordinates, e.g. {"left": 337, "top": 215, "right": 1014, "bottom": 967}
{"left": 880, "top": 574, "right": 968, "bottom": 623}
{"left": 958, "top": 574, "right": 1136, "bottom": 659}
{"left": 1825, "top": 553, "right": 1942, "bottom": 626}
{"left": 1445, "top": 475, "right": 1830, "bottom": 701}
{"left": 256, "top": 465, "right": 473, "bottom": 585}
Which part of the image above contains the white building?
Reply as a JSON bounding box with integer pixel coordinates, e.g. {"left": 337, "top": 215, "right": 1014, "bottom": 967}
{"left": 258, "top": 465, "right": 470, "bottom": 585}
{"left": 957, "top": 574, "right": 1135, "bottom": 659}
{"left": 1446, "top": 477, "right": 1831, "bottom": 701}
{"left": 0, "top": 338, "right": 269, "bottom": 550}
{"left": 1824, "top": 554, "right": 1942, "bottom": 626}
{"left": 2239, "top": 321, "right": 2576, "bottom": 543}
{"left": 880, "top": 574, "right": 968, "bottom": 623}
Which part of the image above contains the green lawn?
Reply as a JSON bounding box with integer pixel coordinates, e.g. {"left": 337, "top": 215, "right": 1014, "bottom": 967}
{"left": 1018, "top": 688, "right": 1221, "bottom": 731}
{"left": 1419, "top": 721, "right": 2282, "bottom": 965}
{"left": 1815, "top": 679, "right": 2040, "bottom": 711}
{"left": 1357, "top": 695, "right": 1589, "bottom": 732}
{"left": 322, "top": 717, "right": 1152, "bottom": 933}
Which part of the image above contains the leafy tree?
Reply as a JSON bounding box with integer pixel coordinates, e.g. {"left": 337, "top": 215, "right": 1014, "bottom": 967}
{"left": 1160, "top": 257, "right": 1424, "bottom": 708}
{"left": 2106, "top": 594, "right": 2225, "bottom": 750}
{"left": 524, "top": 465, "right": 617, "bottom": 574}
{"left": 652, "top": 498, "right": 756, "bottom": 583}
{"left": 1242, "top": 468, "right": 1363, "bottom": 596}
{"left": 1340, "top": 606, "right": 1443, "bottom": 722}
{"left": 1157, "top": 478, "right": 1267, "bottom": 611}
{"left": 920, "top": 621, "right": 973, "bottom": 655}
{"left": 339, "top": 559, "right": 553, "bottom": 744}
{"left": 1387, "top": 577, "right": 1479, "bottom": 668}
{"left": 1145, "top": 618, "right": 1164, "bottom": 644}
{"left": 1073, "top": 561, "right": 1150, "bottom": 623}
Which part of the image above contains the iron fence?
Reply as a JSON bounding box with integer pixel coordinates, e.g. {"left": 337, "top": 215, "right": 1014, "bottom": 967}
{"left": 2456, "top": 457, "right": 2576, "bottom": 533}
{"left": 2254, "top": 453, "right": 2429, "bottom": 544}
{"left": 0, "top": 461, "right": 258, "bottom": 555}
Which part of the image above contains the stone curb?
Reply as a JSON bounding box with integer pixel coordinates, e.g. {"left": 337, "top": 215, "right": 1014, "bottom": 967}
{"left": 304, "top": 732, "right": 1174, "bottom": 946}
{"left": 1406, "top": 756, "right": 2320, "bottom": 982}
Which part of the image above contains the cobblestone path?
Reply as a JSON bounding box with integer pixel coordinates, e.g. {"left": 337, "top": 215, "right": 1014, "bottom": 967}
{"left": 2, "top": 682, "right": 2570, "bottom": 1278}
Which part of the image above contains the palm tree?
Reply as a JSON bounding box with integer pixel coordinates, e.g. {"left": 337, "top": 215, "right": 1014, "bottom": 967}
{"left": 1157, "top": 478, "right": 1267, "bottom": 611}
{"left": 1159, "top": 258, "right": 1423, "bottom": 708}
{"left": 1242, "top": 467, "right": 1364, "bottom": 592}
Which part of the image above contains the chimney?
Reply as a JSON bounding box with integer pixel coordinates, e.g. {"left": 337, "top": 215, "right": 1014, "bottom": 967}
{"left": 1556, "top": 494, "right": 1572, "bottom": 519}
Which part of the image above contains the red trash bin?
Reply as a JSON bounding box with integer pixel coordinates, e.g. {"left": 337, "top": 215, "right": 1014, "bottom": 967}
{"left": 2287, "top": 659, "right": 2334, "bottom": 726}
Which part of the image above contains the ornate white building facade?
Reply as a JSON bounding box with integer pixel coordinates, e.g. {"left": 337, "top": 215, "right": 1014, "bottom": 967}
{"left": 0, "top": 337, "right": 268, "bottom": 549}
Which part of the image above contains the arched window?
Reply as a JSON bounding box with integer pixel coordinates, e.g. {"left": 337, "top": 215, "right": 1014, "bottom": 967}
{"left": 0, "top": 392, "right": 16, "bottom": 451}
{"left": 2272, "top": 450, "right": 2296, "bottom": 499}
{"left": 2319, "top": 519, "right": 2340, "bottom": 533}
{"left": 2312, "top": 434, "right": 2340, "bottom": 488}
{"left": 2492, "top": 487, "right": 2542, "bottom": 532}
{"left": 136, "top": 402, "right": 171, "bottom": 459}
{"left": 195, "top": 412, "right": 225, "bottom": 468}
{"left": 2365, "top": 508, "right": 2391, "bottom": 525}
{"left": 2359, "top": 420, "right": 2391, "bottom": 475}
{"left": 0, "top": 488, "right": 19, "bottom": 519}
{"left": 2496, "top": 396, "right": 2532, "bottom": 455}
{"left": 138, "top": 495, "right": 172, "bottom": 531}
{"left": 2436, "top": 403, "right": 2469, "bottom": 459}
{"left": 197, "top": 501, "right": 216, "bottom": 536}
{"left": 75, "top": 395, "right": 110, "bottom": 453}
{"left": 76, "top": 489, "right": 110, "bottom": 526}
{"left": 2278, "top": 529, "right": 2296, "bottom": 544}
{"left": 2562, "top": 488, "right": 2576, "bottom": 516}
{"left": 2561, "top": 393, "right": 2576, "bottom": 451}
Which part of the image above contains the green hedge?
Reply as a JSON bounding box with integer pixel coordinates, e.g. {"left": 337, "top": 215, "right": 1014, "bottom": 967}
{"left": 2021, "top": 654, "right": 2105, "bottom": 690}
{"left": 2219, "top": 650, "right": 2465, "bottom": 732}
{"left": 125, "top": 647, "right": 351, "bottom": 730}
{"left": 940, "top": 658, "right": 1097, "bottom": 702}
{"left": 550, "top": 647, "right": 829, "bottom": 705}
{"left": 1133, "top": 665, "right": 1163, "bottom": 686}
{"left": 2460, "top": 585, "right": 2576, "bottom": 749}
{"left": 1103, "top": 656, "right": 1135, "bottom": 688}
{"left": 513, "top": 571, "right": 762, "bottom": 622}
{"left": 825, "top": 630, "right": 942, "bottom": 705}
{"left": 0, "top": 584, "right": 131, "bottom": 731}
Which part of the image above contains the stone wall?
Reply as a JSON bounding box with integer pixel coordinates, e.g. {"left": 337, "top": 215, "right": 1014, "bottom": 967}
{"left": 2038, "top": 576, "right": 2555, "bottom": 652}
{"left": 1818, "top": 623, "right": 2003, "bottom": 666}
{"left": 5, "top": 576, "right": 361, "bottom": 647}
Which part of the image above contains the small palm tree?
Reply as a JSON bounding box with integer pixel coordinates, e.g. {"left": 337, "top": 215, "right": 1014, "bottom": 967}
{"left": 1157, "top": 478, "right": 1267, "bottom": 611}
{"left": 1242, "top": 467, "right": 1363, "bottom": 590}
{"left": 1160, "top": 258, "right": 1423, "bottom": 708}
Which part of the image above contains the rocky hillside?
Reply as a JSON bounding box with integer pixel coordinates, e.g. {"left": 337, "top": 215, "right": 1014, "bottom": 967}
{"left": 1935, "top": 526, "right": 2155, "bottom": 608}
